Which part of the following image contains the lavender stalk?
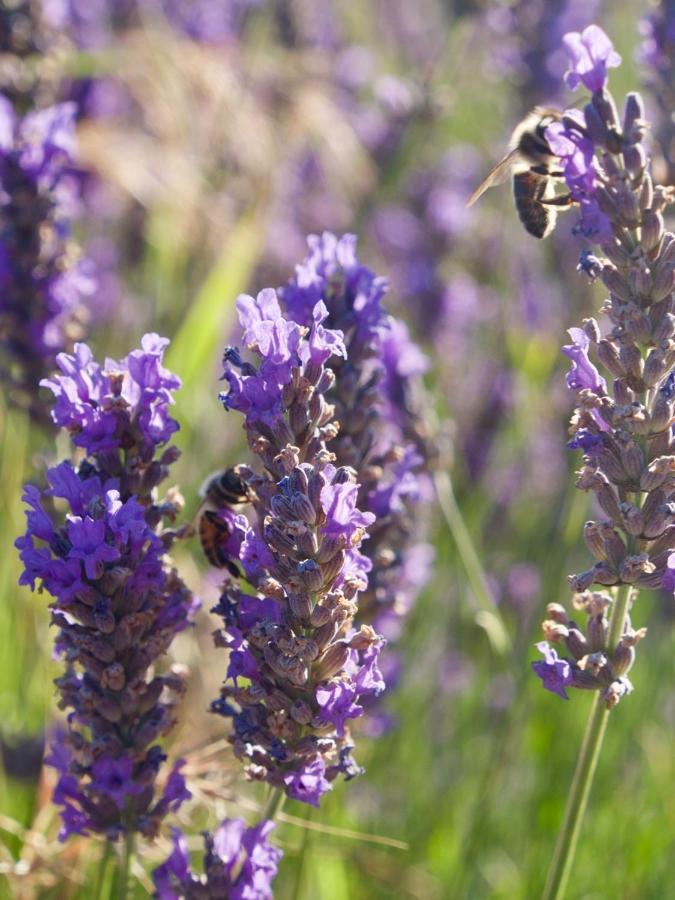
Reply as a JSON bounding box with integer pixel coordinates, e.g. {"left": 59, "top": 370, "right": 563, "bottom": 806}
{"left": 15, "top": 335, "right": 195, "bottom": 855}
{"left": 524, "top": 26, "right": 674, "bottom": 899}
{"left": 211, "top": 287, "right": 385, "bottom": 807}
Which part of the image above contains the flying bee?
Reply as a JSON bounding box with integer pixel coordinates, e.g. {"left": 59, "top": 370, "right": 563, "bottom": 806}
{"left": 467, "top": 107, "right": 572, "bottom": 239}
{"left": 197, "top": 467, "right": 250, "bottom": 576}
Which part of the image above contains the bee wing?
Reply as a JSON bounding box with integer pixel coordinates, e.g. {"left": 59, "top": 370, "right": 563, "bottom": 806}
{"left": 466, "top": 149, "right": 522, "bottom": 208}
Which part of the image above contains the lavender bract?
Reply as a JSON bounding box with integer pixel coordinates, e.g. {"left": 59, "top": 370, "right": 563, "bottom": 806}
{"left": 532, "top": 26, "right": 674, "bottom": 708}
{"left": 16, "top": 336, "right": 195, "bottom": 839}
{"left": 153, "top": 817, "right": 281, "bottom": 900}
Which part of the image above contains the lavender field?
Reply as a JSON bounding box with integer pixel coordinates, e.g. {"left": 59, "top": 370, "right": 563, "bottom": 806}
{"left": 1, "top": 2, "right": 674, "bottom": 898}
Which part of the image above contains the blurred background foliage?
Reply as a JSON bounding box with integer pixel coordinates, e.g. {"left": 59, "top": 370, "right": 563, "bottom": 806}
{"left": 1, "top": 0, "right": 674, "bottom": 897}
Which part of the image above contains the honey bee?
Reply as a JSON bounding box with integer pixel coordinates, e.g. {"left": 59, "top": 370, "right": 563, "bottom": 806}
{"left": 467, "top": 107, "right": 571, "bottom": 239}
{"left": 198, "top": 468, "right": 250, "bottom": 575}
{"left": 201, "top": 467, "right": 250, "bottom": 508}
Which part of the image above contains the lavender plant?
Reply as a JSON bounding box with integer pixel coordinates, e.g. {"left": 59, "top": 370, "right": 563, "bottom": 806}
{"left": 15, "top": 335, "right": 194, "bottom": 855}
{"left": 211, "top": 284, "right": 385, "bottom": 808}
{"left": 0, "top": 95, "right": 94, "bottom": 424}
{"left": 525, "top": 25, "right": 675, "bottom": 899}
{"left": 153, "top": 817, "right": 282, "bottom": 899}
{"left": 280, "top": 233, "right": 434, "bottom": 657}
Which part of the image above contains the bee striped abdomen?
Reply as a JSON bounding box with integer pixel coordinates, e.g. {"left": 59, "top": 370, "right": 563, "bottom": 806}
{"left": 199, "top": 510, "right": 241, "bottom": 576}
{"left": 512, "top": 170, "right": 556, "bottom": 239}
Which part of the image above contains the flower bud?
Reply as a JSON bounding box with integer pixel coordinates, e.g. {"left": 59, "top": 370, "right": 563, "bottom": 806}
{"left": 312, "top": 642, "right": 351, "bottom": 680}
{"left": 601, "top": 266, "right": 630, "bottom": 300}
{"left": 596, "top": 340, "right": 624, "bottom": 377}
{"left": 651, "top": 262, "right": 674, "bottom": 302}
{"left": 565, "top": 626, "right": 589, "bottom": 660}
{"left": 620, "top": 502, "right": 644, "bottom": 536}
{"left": 587, "top": 614, "right": 607, "bottom": 652}
{"left": 641, "top": 209, "right": 663, "bottom": 252}
{"left": 619, "top": 554, "right": 655, "bottom": 583}
{"left": 289, "top": 592, "right": 313, "bottom": 620}
{"left": 583, "top": 521, "right": 608, "bottom": 560}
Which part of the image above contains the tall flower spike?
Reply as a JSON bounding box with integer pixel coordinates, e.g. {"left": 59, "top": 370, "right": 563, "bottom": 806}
{"left": 639, "top": 0, "right": 675, "bottom": 185}
{"left": 152, "top": 817, "right": 282, "bottom": 900}
{"left": 0, "top": 95, "right": 94, "bottom": 424}
{"left": 531, "top": 25, "right": 674, "bottom": 709}
{"left": 534, "top": 27, "right": 675, "bottom": 900}
{"left": 212, "top": 286, "right": 385, "bottom": 807}
{"left": 281, "top": 233, "right": 434, "bottom": 666}
{"left": 16, "top": 336, "right": 195, "bottom": 840}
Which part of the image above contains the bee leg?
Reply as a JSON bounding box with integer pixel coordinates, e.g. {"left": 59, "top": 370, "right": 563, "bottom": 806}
{"left": 540, "top": 193, "right": 573, "bottom": 208}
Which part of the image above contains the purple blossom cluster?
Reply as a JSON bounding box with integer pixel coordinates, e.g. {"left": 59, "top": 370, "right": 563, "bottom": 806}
{"left": 280, "top": 233, "right": 434, "bottom": 647}
{"left": 543, "top": 26, "right": 624, "bottom": 242}
{"left": 211, "top": 281, "right": 386, "bottom": 807}
{"left": 531, "top": 26, "right": 675, "bottom": 707}
{"left": 0, "top": 95, "right": 94, "bottom": 423}
{"left": 16, "top": 335, "right": 195, "bottom": 839}
{"left": 153, "top": 818, "right": 281, "bottom": 900}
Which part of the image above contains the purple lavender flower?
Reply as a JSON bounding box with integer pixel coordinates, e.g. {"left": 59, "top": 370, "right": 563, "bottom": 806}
{"left": 545, "top": 114, "right": 611, "bottom": 241}
{"left": 211, "top": 286, "right": 385, "bottom": 805}
{"left": 563, "top": 24, "right": 621, "bottom": 92}
{"left": 153, "top": 818, "right": 282, "bottom": 899}
{"left": 562, "top": 328, "right": 606, "bottom": 394}
{"left": 283, "top": 758, "right": 332, "bottom": 808}
{"left": 42, "top": 333, "right": 180, "bottom": 477}
{"left": 0, "top": 95, "right": 94, "bottom": 423}
{"left": 543, "top": 27, "right": 646, "bottom": 241}
{"left": 532, "top": 642, "right": 574, "bottom": 699}
{"left": 17, "top": 337, "right": 195, "bottom": 840}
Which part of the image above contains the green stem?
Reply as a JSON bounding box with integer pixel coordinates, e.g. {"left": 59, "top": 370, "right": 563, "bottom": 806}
{"left": 117, "top": 830, "right": 135, "bottom": 900}
{"left": 95, "top": 840, "right": 115, "bottom": 900}
{"left": 434, "top": 471, "right": 511, "bottom": 656}
{"left": 542, "top": 583, "right": 633, "bottom": 900}
{"left": 262, "top": 785, "right": 286, "bottom": 821}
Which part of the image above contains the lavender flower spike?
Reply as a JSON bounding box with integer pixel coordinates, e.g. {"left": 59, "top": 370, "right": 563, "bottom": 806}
{"left": 16, "top": 336, "right": 195, "bottom": 840}
{"left": 153, "top": 818, "right": 282, "bottom": 900}
{"left": 532, "top": 27, "right": 675, "bottom": 899}
{"left": 531, "top": 26, "right": 673, "bottom": 709}
{"left": 0, "top": 94, "right": 94, "bottom": 423}
{"left": 211, "top": 286, "right": 385, "bottom": 807}
{"left": 281, "top": 233, "right": 434, "bottom": 673}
